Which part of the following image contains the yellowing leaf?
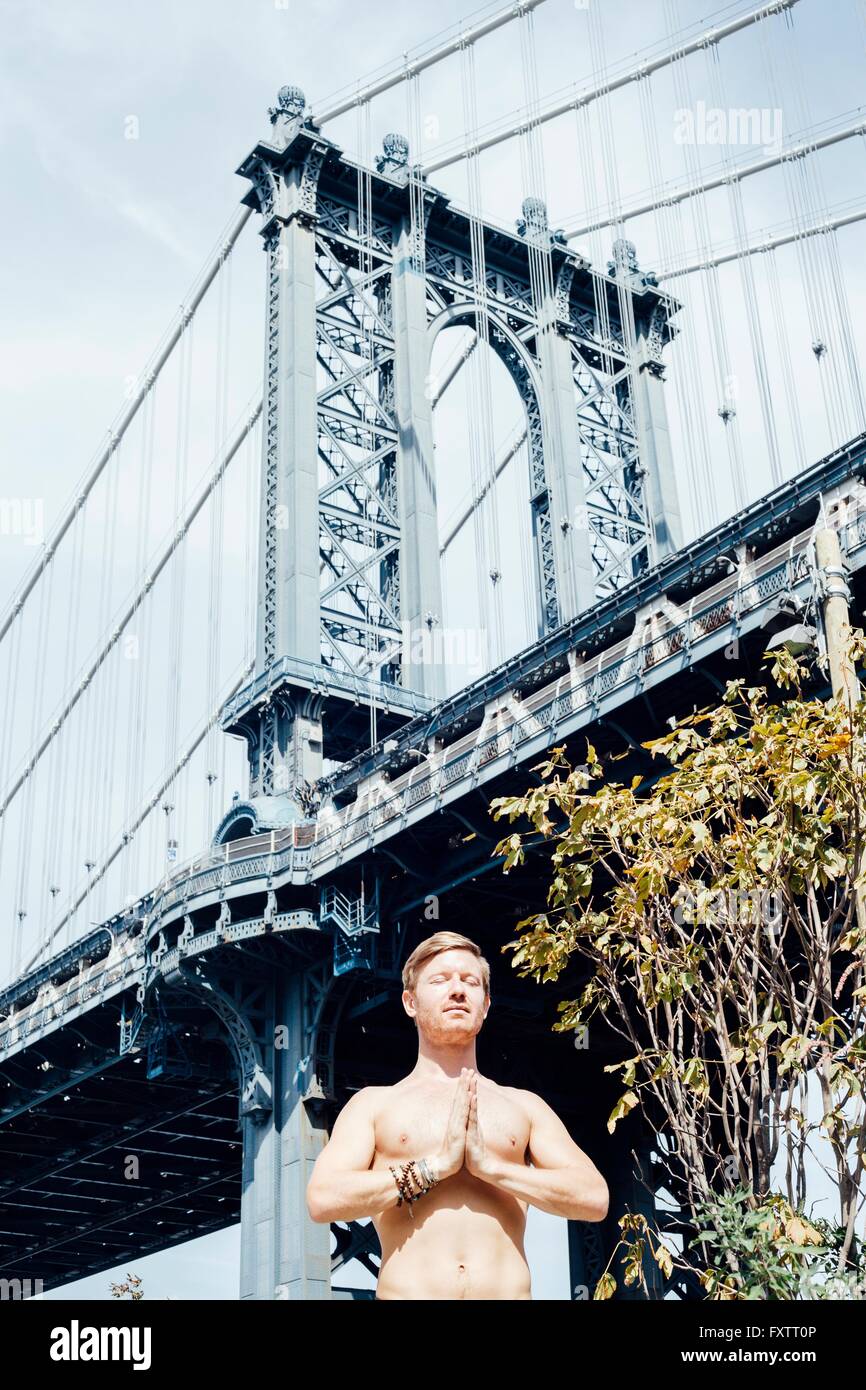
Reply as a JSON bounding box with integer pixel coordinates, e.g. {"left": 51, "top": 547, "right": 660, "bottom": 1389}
{"left": 593, "top": 1272, "right": 617, "bottom": 1300}
{"left": 607, "top": 1090, "right": 639, "bottom": 1133}
{"left": 652, "top": 1243, "right": 674, "bottom": 1278}
{"left": 784, "top": 1216, "right": 823, "bottom": 1246}
{"left": 816, "top": 733, "right": 852, "bottom": 759}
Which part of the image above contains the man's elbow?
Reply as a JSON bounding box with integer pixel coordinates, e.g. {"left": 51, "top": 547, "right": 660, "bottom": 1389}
{"left": 305, "top": 1182, "right": 333, "bottom": 1224}
{"left": 589, "top": 1178, "right": 608, "bottom": 1223}
{"left": 579, "top": 1176, "right": 609, "bottom": 1223}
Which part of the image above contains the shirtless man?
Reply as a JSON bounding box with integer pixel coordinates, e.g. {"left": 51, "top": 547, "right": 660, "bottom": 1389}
{"left": 306, "top": 929, "right": 609, "bottom": 1300}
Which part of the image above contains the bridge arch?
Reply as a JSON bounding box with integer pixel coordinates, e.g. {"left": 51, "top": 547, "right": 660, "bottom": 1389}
{"left": 426, "top": 301, "right": 551, "bottom": 660}
{"left": 212, "top": 793, "right": 300, "bottom": 846}
{"left": 426, "top": 301, "right": 545, "bottom": 402}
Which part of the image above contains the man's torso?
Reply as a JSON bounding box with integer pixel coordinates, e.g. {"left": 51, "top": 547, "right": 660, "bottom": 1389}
{"left": 369, "top": 1076, "right": 533, "bottom": 1300}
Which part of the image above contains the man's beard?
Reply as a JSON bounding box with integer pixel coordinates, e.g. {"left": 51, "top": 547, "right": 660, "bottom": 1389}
{"left": 421, "top": 1007, "right": 475, "bottom": 1041}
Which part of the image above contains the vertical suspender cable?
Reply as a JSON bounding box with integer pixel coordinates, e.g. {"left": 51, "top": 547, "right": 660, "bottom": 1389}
{"left": 764, "top": 247, "right": 807, "bottom": 474}
{"left": 0, "top": 615, "right": 24, "bottom": 980}
{"left": 588, "top": 0, "right": 656, "bottom": 575}
{"left": 163, "top": 312, "right": 195, "bottom": 866}
{"left": 771, "top": 10, "right": 866, "bottom": 437}
{"left": 519, "top": 3, "right": 579, "bottom": 621}
{"left": 203, "top": 251, "right": 232, "bottom": 844}
{"left": 635, "top": 58, "right": 716, "bottom": 533}
{"left": 13, "top": 557, "right": 54, "bottom": 973}
{"left": 703, "top": 34, "right": 783, "bottom": 487}
{"left": 664, "top": 0, "right": 746, "bottom": 513}
{"left": 118, "top": 385, "right": 158, "bottom": 911}
{"left": 460, "top": 40, "right": 501, "bottom": 667}
{"left": 44, "top": 488, "right": 87, "bottom": 947}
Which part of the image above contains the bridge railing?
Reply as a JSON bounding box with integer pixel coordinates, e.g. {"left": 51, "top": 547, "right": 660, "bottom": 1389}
{"left": 305, "top": 530, "right": 825, "bottom": 866}
{"left": 139, "top": 500, "right": 866, "bottom": 932}
{"left": 0, "top": 932, "right": 146, "bottom": 1055}
{"left": 144, "top": 827, "right": 313, "bottom": 930}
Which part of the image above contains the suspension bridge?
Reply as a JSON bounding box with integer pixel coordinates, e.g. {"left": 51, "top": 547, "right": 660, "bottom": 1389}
{"left": 2, "top": 0, "right": 866, "bottom": 1299}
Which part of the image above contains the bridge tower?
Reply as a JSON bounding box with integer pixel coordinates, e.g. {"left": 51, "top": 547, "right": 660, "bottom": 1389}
{"left": 204, "top": 86, "right": 683, "bottom": 1299}
{"left": 220, "top": 85, "right": 682, "bottom": 818}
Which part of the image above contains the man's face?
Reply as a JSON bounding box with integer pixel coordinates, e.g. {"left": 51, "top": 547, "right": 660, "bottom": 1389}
{"left": 405, "top": 948, "right": 489, "bottom": 1040}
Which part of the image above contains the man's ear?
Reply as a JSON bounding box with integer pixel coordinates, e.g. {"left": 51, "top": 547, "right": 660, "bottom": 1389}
{"left": 402, "top": 988, "right": 416, "bottom": 1020}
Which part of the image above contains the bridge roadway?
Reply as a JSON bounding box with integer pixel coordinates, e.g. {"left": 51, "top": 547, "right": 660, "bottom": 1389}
{"left": 1, "top": 430, "right": 865, "bottom": 1294}
{"left": 123, "top": 426, "right": 866, "bottom": 928}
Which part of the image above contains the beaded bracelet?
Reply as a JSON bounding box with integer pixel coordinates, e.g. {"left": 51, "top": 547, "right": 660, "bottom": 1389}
{"left": 389, "top": 1158, "right": 438, "bottom": 1218}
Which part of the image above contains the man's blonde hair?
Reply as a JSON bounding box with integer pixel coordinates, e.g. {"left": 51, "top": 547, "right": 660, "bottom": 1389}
{"left": 402, "top": 931, "right": 491, "bottom": 1000}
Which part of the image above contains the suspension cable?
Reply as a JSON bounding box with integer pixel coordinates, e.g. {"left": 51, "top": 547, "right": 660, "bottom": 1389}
{"left": 0, "top": 206, "right": 253, "bottom": 655}
{"left": 0, "top": 397, "right": 262, "bottom": 826}
{"left": 423, "top": 0, "right": 802, "bottom": 175}
{"left": 311, "top": 0, "right": 550, "bottom": 124}
{"left": 22, "top": 658, "right": 255, "bottom": 974}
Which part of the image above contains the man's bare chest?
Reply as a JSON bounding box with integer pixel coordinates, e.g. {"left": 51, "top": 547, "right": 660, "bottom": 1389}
{"left": 373, "top": 1086, "right": 531, "bottom": 1164}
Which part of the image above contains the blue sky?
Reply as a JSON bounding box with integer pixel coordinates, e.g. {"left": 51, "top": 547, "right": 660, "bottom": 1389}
{"left": 4, "top": 0, "right": 865, "bottom": 1299}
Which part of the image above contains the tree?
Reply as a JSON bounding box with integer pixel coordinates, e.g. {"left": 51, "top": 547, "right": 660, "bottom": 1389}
{"left": 491, "top": 638, "right": 866, "bottom": 1299}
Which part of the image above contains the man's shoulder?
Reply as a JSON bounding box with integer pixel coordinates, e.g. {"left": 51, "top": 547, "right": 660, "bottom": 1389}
{"left": 344, "top": 1084, "right": 389, "bottom": 1105}
{"left": 497, "top": 1083, "right": 545, "bottom": 1115}
{"left": 342, "top": 1084, "right": 396, "bottom": 1115}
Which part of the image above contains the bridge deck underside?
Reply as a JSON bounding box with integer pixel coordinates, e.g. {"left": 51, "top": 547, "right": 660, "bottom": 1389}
{"left": 0, "top": 996, "right": 241, "bottom": 1293}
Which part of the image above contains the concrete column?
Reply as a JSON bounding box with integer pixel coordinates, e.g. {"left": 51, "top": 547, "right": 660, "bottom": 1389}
{"left": 391, "top": 214, "right": 446, "bottom": 700}
{"left": 239, "top": 970, "right": 331, "bottom": 1300}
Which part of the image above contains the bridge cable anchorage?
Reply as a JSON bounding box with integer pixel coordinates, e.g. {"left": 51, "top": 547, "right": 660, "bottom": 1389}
{"left": 0, "top": 204, "right": 253, "bottom": 653}
{"left": 421, "top": 0, "right": 802, "bottom": 174}
{"left": 0, "top": 397, "right": 263, "bottom": 828}
{"left": 309, "top": 0, "right": 550, "bottom": 126}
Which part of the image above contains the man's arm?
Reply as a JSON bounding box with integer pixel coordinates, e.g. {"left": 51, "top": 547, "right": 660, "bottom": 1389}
{"left": 476, "top": 1090, "right": 609, "bottom": 1222}
{"left": 306, "top": 1088, "right": 433, "bottom": 1224}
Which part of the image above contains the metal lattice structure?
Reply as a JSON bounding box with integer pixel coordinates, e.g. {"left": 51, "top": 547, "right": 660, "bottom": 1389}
{"left": 225, "top": 87, "right": 681, "bottom": 800}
